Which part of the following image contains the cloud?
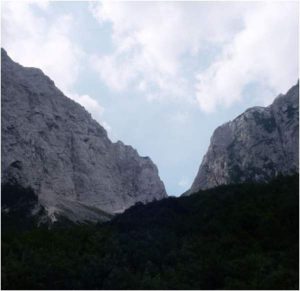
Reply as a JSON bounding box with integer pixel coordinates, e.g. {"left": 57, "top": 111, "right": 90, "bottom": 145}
{"left": 89, "top": 2, "right": 246, "bottom": 100}
{"left": 2, "top": 1, "right": 111, "bottom": 133}
{"left": 2, "top": 1, "right": 82, "bottom": 92}
{"left": 90, "top": 2, "right": 298, "bottom": 111}
{"left": 90, "top": 52, "right": 138, "bottom": 92}
{"left": 195, "top": 2, "right": 299, "bottom": 112}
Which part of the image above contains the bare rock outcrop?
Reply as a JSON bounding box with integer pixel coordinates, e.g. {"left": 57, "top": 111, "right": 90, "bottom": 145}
{"left": 187, "top": 82, "right": 299, "bottom": 195}
{"left": 1, "top": 49, "right": 167, "bottom": 221}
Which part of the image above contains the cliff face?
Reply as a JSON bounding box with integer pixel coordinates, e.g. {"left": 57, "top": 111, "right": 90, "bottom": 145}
{"left": 1, "top": 49, "right": 167, "bottom": 222}
{"left": 188, "top": 82, "right": 299, "bottom": 194}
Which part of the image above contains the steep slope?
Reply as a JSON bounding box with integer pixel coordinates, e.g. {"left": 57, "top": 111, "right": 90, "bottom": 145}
{"left": 187, "top": 82, "right": 299, "bottom": 194}
{"left": 1, "top": 49, "right": 167, "bottom": 221}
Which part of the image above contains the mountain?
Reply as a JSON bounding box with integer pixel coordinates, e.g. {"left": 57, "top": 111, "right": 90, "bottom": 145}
{"left": 1, "top": 49, "right": 167, "bottom": 222}
{"left": 186, "top": 82, "right": 299, "bottom": 195}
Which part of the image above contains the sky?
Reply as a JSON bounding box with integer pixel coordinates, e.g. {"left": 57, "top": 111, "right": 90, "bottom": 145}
{"left": 1, "top": 1, "right": 299, "bottom": 196}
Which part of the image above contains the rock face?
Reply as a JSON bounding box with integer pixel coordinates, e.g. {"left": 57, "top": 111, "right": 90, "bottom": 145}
{"left": 187, "top": 82, "right": 299, "bottom": 194}
{"left": 1, "top": 49, "right": 167, "bottom": 221}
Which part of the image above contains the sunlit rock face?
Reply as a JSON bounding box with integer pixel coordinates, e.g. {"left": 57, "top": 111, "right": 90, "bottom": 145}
{"left": 187, "top": 82, "right": 299, "bottom": 195}
{"left": 1, "top": 49, "right": 167, "bottom": 222}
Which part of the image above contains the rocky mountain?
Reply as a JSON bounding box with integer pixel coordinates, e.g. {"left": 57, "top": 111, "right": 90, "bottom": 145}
{"left": 187, "top": 82, "right": 299, "bottom": 195}
{"left": 1, "top": 49, "right": 167, "bottom": 222}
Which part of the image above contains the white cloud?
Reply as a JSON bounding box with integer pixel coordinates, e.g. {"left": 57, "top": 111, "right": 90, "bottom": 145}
{"left": 89, "top": 2, "right": 247, "bottom": 101}
{"left": 90, "top": 52, "right": 138, "bottom": 92}
{"left": 137, "top": 80, "right": 147, "bottom": 92}
{"left": 2, "top": 1, "right": 111, "bottom": 133}
{"left": 89, "top": 2, "right": 298, "bottom": 111}
{"left": 195, "top": 2, "right": 299, "bottom": 112}
{"left": 2, "top": 1, "right": 82, "bottom": 92}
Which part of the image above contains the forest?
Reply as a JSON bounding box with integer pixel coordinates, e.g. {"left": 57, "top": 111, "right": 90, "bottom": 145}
{"left": 2, "top": 174, "right": 299, "bottom": 290}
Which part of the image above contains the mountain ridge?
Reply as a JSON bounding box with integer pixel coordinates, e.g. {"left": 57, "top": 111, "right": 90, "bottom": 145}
{"left": 185, "top": 82, "right": 299, "bottom": 195}
{"left": 1, "top": 48, "right": 167, "bottom": 222}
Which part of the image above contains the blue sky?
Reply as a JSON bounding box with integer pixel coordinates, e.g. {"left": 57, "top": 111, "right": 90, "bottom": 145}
{"left": 2, "top": 1, "right": 299, "bottom": 196}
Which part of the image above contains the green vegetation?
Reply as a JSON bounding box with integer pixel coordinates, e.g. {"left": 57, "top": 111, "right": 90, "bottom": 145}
{"left": 1, "top": 184, "right": 45, "bottom": 234}
{"left": 2, "top": 175, "right": 299, "bottom": 289}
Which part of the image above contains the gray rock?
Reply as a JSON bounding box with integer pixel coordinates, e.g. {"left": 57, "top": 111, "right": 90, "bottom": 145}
{"left": 1, "top": 49, "right": 167, "bottom": 222}
{"left": 186, "top": 82, "right": 299, "bottom": 195}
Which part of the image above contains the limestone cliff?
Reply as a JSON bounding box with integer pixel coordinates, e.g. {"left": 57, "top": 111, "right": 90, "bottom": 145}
{"left": 1, "top": 49, "right": 167, "bottom": 222}
{"left": 187, "top": 82, "right": 299, "bottom": 194}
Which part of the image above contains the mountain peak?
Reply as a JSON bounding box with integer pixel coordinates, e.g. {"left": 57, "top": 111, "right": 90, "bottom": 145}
{"left": 1, "top": 50, "right": 167, "bottom": 222}
{"left": 186, "top": 82, "right": 299, "bottom": 195}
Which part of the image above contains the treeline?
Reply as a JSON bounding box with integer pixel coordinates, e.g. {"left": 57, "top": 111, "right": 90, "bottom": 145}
{"left": 2, "top": 174, "right": 299, "bottom": 289}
